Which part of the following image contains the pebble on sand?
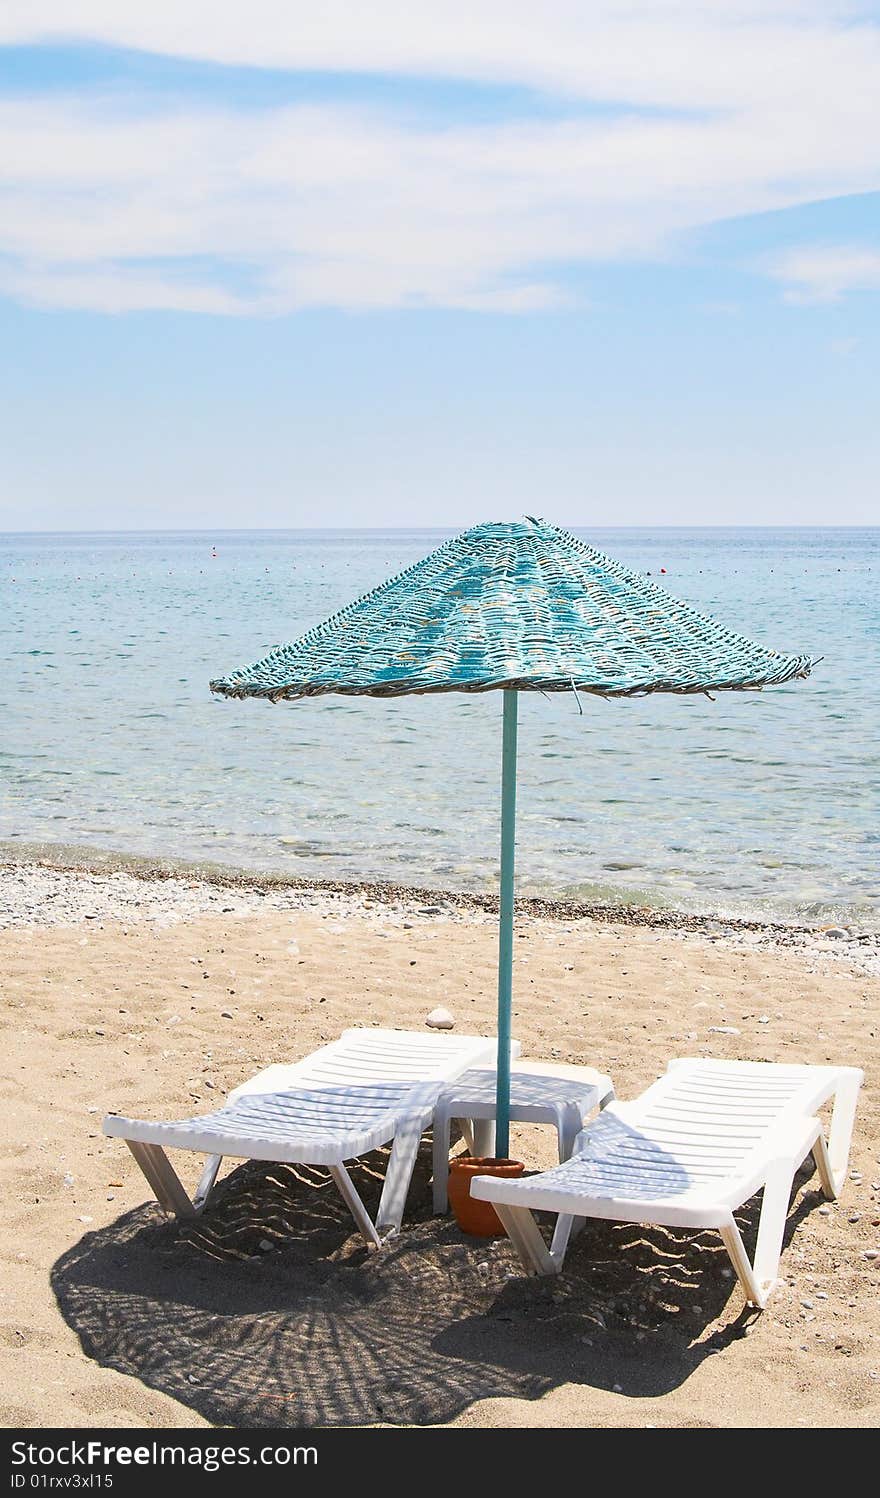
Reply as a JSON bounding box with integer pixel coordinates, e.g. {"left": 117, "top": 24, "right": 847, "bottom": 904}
{"left": 426, "top": 1006, "right": 455, "bottom": 1030}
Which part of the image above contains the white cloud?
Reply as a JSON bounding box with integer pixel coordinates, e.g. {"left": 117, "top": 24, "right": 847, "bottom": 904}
{"left": 0, "top": 262, "right": 249, "bottom": 315}
{"left": 0, "top": 4, "right": 879, "bottom": 313}
{"left": 765, "top": 244, "right": 880, "bottom": 302}
{"left": 2, "top": 2, "right": 877, "bottom": 111}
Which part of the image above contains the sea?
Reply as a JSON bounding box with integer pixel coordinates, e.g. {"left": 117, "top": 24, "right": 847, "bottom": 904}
{"left": 2, "top": 527, "right": 878, "bottom": 929}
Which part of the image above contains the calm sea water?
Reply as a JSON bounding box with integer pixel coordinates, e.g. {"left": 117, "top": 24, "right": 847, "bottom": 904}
{"left": 1, "top": 528, "right": 878, "bottom": 927}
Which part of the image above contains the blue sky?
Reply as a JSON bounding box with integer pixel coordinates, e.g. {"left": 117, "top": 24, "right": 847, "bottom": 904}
{"left": 1, "top": 3, "right": 879, "bottom": 529}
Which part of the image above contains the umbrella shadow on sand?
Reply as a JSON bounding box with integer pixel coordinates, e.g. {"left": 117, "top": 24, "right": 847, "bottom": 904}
{"left": 52, "top": 1141, "right": 822, "bottom": 1427}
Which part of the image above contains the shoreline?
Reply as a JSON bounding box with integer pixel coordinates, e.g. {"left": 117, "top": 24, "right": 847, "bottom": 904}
{"left": 2, "top": 844, "right": 878, "bottom": 974}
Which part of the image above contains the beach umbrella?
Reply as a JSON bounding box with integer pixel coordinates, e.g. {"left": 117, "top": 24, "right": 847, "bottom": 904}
{"left": 210, "top": 518, "right": 811, "bottom": 1158}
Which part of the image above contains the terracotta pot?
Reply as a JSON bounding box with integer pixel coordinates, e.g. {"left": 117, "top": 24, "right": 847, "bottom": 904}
{"left": 447, "top": 1155, "right": 525, "bottom": 1238}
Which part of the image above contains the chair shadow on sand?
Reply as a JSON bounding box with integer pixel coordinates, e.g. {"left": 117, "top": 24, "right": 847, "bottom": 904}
{"left": 51, "top": 1140, "right": 824, "bottom": 1428}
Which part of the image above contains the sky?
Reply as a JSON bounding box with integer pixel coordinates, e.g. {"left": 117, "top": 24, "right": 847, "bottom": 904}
{"left": 0, "top": 2, "right": 878, "bottom": 530}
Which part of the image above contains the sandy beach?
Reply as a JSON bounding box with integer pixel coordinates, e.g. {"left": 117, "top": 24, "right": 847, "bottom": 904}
{"left": 1, "top": 856, "right": 878, "bottom": 1430}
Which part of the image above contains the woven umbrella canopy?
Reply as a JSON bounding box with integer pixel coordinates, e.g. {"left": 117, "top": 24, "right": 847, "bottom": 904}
{"left": 211, "top": 518, "right": 811, "bottom": 1156}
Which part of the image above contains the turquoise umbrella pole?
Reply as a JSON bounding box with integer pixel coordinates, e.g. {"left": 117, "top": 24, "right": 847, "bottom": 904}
{"left": 495, "top": 687, "right": 518, "bottom": 1160}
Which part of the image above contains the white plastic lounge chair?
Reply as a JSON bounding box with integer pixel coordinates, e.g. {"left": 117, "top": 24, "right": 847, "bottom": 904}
{"left": 105, "top": 1027, "right": 517, "bottom": 1248}
{"left": 470, "top": 1058, "right": 863, "bottom": 1307}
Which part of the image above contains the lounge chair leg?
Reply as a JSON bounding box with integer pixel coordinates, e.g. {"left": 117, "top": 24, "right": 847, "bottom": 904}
{"left": 721, "top": 1114, "right": 826, "bottom": 1310}
{"left": 720, "top": 1148, "right": 807, "bottom": 1311}
{"left": 126, "top": 1141, "right": 196, "bottom": 1218}
{"left": 811, "top": 1129, "right": 836, "bottom": 1199}
{"left": 432, "top": 1109, "right": 452, "bottom": 1214}
{"left": 751, "top": 1153, "right": 806, "bottom": 1301}
{"left": 329, "top": 1164, "right": 382, "bottom": 1250}
{"left": 493, "top": 1202, "right": 559, "bottom": 1276}
{"left": 549, "top": 1212, "right": 576, "bottom": 1266}
{"left": 826, "top": 1072, "right": 861, "bottom": 1197}
{"left": 376, "top": 1120, "right": 424, "bottom": 1237}
{"left": 193, "top": 1154, "right": 223, "bottom": 1212}
{"left": 719, "top": 1220, "right": 765, "bottom": 1308}
{"left": 432, "top": 1114, "right": 484, "bottom": 1214}
{"left": 565, "top": 1214, "right": 588, "bottom": 1243}
{"left": 472, "top": 1119, "right": 496, "bottom": 1157}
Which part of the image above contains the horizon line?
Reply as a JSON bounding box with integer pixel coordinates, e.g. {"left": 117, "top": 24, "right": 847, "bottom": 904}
{"left": 3, "top": 523, "right": 878, "bottom": 537}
